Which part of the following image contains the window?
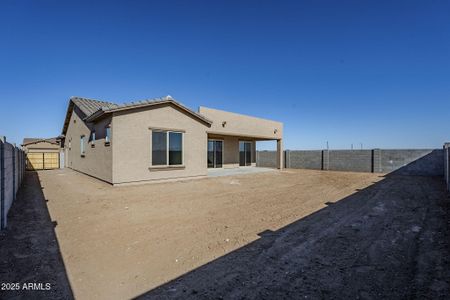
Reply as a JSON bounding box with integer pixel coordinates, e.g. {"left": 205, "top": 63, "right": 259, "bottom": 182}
{"left": 152, "top": 130, "right": 183, "bottom": 166}
{"left": 105, "top": 127, "right": 111, "bottom": 144}
{"left": 152, "top": 131, "right": 167, "bottom": 165}
{"left": 91, "top": 131, "right": 96, "bottom": 147}
{"left": 80, "top": 136, "right": 85, "bottom": 156}
{"left": 169, "top": 132, "right": 183, "bottom": 165}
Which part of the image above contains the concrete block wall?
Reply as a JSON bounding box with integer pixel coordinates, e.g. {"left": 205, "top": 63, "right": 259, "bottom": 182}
{"left": 256, "top": 151, "right": 277, "bottom": 168}
{"left": 257, "top": 148, "right": 444, "bottom": 176}
{"left": 328, "top": 150, "right": 373, "bottom": 172}
{"left": 0, "top": 136, "right": 26, "bottom": 230}
{"left": 288, "top": 150, "right": 322, "bottom": 170}
{"left": 380, "top": 149, "right": 443, "bottom": 176}
{"left": 372, "top": 149, "right": 382, "bottom": 173}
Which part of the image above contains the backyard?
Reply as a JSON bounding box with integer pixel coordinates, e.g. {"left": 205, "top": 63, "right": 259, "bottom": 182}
{"left": 1, "top": 168, "right": 449, "bottom": 299}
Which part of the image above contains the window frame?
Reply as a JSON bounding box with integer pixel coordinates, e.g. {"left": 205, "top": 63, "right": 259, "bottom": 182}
{"left": 152, "top": 130, "right": 168, "bottom": 166}
{"left": 207, "top": 139, "right": 224, "bottom": 168}
{"left": 105, "top": 126, "right": 111, "bottom": 145}
{"left": 239, "top": 140, "right": 252, "bottom": 166}
{"left": 80, "top": 135, "right": 85, "bottom": 157}
{"left": 91, "top": 131, "right": 96, "bottom": 148}
{"left": 151, "top": 130, "right": 184, "bottom": 167}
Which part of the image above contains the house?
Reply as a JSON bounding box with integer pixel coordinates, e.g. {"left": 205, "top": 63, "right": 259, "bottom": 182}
{"left": 61, "top": 96, "right": 283, "bottom": 185}
{"left": 22, "top": 137, "right": 61, "bottom": 170}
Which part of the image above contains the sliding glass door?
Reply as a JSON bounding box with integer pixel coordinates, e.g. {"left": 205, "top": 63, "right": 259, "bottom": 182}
{"left": 239, "top": 141, "right": 252, "bottom": 166}
{"left": 208, "top": 140, "right": 214, "bottom": 168}
{"left": 208, "top": 140, "right": 223, "bottom": 168}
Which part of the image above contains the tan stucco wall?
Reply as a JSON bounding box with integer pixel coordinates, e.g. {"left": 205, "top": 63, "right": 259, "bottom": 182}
{"left": 24, "top": 141, "right": 60, "bottom": 153}
{"left": 199, "top": 107, "right": 283, "bottom": 140}
{"left": 27, "top": 149, "right": 60, "bottom": 153}
{"left": 112, "top": 104, "right": 210, "bottom": 184}
{"left": 64, "top": 107, "right": 113, "bottom": 182}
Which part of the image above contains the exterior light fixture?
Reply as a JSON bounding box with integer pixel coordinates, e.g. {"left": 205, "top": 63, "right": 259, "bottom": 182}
{"left": 222, "top": 121, "right": 227, "bottom": 127}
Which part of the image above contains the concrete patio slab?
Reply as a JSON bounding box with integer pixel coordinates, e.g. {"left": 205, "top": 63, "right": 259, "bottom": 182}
{"left": 207, "top": 167, "right": 276, "bottom": 177}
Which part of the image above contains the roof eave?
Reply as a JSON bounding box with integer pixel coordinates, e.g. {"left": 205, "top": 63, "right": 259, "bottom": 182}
{"left": 169, "top": 100, "right": 213, "bottom": 125}
{"left": 61, "top": 99, "right": 75, "bottom": 136}
{"left": 86, "top": 100, "right": 213, "bottom": 125}
{"left": 84, "top": 109, "right": 107, "bottom": 122}
{"left": 22, "top": 139, "right": 60, "bottom": 147}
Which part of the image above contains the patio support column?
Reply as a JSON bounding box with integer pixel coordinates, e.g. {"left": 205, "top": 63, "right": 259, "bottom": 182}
{"left": 277, "top": 139, "right": 283, "bottom": 170}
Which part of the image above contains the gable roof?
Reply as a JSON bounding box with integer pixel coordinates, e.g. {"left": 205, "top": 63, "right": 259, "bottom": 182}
{"left": 22, "top": 137, "right": 60, "bottom": 146}
{"left": 85, "top": 96, "right": 212, "bottom": 124}
{"left": 62, "top": 96, "right": 212, "bottom": 135}
{"left": 71, "top": 97, "right": 119, "bottom": 116}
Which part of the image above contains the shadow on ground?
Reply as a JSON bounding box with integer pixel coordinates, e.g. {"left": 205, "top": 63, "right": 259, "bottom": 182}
{"left": 0, "top": 171, "right": 74, "bottom": 299}
{"left": 1, "top": 160, "right": 450, "bottom": 299}
{"left": 136, "top": 173, "right": 450, "bottom": 299}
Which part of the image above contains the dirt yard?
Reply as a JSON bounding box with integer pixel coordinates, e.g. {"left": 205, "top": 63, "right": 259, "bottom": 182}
{"left": 1, "top": 168, "right": 449, "bottom": 299}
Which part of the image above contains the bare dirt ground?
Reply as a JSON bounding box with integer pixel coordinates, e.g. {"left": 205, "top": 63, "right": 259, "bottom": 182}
{"left": 1, "top": 168, "right": 449, "bottom": 299}
{"left": 0, "top": 172, "right": 73, "bottom": 299}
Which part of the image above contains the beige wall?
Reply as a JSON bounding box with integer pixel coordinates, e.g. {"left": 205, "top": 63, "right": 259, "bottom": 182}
{"left": 24, "top": 141, "right": 60, "bottom": 153}
{"left": 112, "top": 104, "right": 210, "bottom": 184}
{"left": 199, "top": 106, "right": 283, "bottom": 140}
{"left": 64, "top": 102, "right": 282, "bottom": 185}
{"left": 27, "top": 148, "right": 60, "bottom": 153}
{"left": 64, "top": 107, "right": 113, "bottom": 182}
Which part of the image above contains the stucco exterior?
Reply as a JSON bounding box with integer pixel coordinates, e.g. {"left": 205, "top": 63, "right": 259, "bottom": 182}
{"left": 112, "top": 104, "right": 210, "bottom": 184}
{"left": 23, "top": 141, "right": 60, "bottom": 153}
{"left": 61, "top": 96, "right": 283, "bottom": 185}
{"left": 200, "top": 106, "right": 283, "bottom": 169}
{"left": 64, "top": 106, "right": 113, "bottom": 183}
{"left": 199, "top": 106, "right": 283, "bottom": 140}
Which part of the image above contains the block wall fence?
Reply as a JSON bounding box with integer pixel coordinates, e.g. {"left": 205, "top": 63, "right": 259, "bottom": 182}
{"left": 257, "top": 148, "right": 444, "bottom": 177}
{"left": 0, "top": 136, "right": 26, "bottom": 230}
{"left": 444, "top": 143, "right": 450, "bottom": 191}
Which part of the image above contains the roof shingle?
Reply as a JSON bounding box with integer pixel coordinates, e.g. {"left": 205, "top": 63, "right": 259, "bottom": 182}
{"left": 62, "top": 95, "right": 212, "bottom": 135}
{"left": 71, "top": 97, "right": 118, "bottom": 116}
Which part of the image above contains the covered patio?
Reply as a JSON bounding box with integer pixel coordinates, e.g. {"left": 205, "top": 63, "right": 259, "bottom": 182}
{"left": 199, "top": 106, "right": 284, "bottom": 170}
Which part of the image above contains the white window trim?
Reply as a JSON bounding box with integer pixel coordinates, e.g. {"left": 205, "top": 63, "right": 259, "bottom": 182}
{"left": 151, "top": 130, "right": 184, "bottom": 167}
{"left": 105, "top": 126, "right": 111, "bottom": 145}
{"left": 91, "top": 131, "right": 96, "bottom": 147}
{"left": 80, "top": 135, "right": 85, "bottom": 156}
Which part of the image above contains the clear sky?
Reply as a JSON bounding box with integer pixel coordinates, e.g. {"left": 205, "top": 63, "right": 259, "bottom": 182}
{"left": 1, "top": 0, "right": 449, "bottom": 150}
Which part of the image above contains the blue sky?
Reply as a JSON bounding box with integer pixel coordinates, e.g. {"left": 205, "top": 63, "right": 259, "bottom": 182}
{"left": 1, "top": 0, "right": 449, "bottom": 150}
